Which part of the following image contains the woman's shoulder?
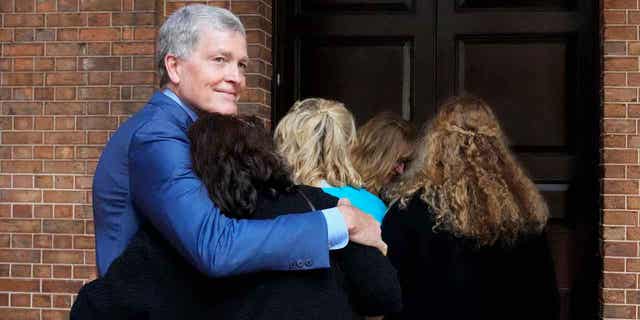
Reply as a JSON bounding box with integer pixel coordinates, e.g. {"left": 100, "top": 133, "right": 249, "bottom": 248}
{"left": 383, "top": 193, "right": 434, "bottom": 227}
{"left": 322, "top": 186, "right": 387, "bottom": 220}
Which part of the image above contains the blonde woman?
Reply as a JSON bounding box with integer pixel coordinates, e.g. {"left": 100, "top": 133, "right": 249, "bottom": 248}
{"left": 351, "top": 112, "right": 416, "bottom": 198}
{"left": 382, "top": 96, "right": 559, "bottom": 320}
{"left": 274, "top": 98, "right": 387, "bottom": 222}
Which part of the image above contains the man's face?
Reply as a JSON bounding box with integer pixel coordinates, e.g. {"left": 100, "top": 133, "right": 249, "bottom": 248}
{"left": 173, "top": 28, "right": 248, "bottom": 115}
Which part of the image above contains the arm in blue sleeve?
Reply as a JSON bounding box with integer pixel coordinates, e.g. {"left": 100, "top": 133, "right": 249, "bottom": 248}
{"left": 321, "top": 208, "right": 348, "bottom": 250}
{"left": 129, "top": 120, "right": 330, "bottom": 277}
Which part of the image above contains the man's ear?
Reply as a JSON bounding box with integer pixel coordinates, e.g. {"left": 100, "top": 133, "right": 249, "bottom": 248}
{"left": 164, "top": 54, "right": 180, "bottom": 85}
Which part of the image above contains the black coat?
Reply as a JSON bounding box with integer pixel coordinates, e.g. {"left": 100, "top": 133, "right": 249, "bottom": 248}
{"left": 72, "top": 186, "right": 402, "bottom": 319}
{"left": 381, "top": 194, "right": 559, "bottom": 320}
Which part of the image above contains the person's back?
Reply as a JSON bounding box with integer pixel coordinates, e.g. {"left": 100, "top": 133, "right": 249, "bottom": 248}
{"left": 383, "top": 96, "right": 559, "bottom": 320}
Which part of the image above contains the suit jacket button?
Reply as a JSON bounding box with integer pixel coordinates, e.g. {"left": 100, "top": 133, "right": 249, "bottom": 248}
{"left": 289, "top": 262, "right": 297, "bottom": 270}
{"left": 296, "top": 259, "right": 304, "bottom": 268}
{"left": 304, "top": 259, "right": 313, "bottom": 267}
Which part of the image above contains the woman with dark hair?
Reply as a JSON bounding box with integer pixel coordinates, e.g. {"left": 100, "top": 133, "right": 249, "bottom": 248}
{"left": 71, "top": 113, "right": 401, "bottom": 320}
{"left": 382, "top": 96, "right": 559, "bottom": 320}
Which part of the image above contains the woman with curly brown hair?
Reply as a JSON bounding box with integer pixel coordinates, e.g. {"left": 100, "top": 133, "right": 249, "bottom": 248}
{"left": 382, "top": 96, "right": 559, "bottom": 320}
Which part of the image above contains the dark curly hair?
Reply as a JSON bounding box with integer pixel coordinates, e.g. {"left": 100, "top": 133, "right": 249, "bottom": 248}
{"left": 188, "top": 113, "right": 295, "bottom": 218}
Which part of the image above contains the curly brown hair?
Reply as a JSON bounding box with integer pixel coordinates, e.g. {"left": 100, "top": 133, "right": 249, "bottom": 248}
{"left": 387, "top": 96, "right": 549, "bottom": 246}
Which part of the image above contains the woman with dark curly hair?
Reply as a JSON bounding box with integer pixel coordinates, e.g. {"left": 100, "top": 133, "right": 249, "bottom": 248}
{"left": 71, "top": 113, "right": 401, "bottom": 320}
{"left": 382, "top": 96, "right": 559, "bottom": 320}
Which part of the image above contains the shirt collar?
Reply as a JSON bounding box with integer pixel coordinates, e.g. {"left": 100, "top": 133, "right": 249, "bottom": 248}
{"left": 319, "top": 180, "right": 333, "bottom": 188}
{"left": 162, "top": 88, "right": 199, "bottom": 122}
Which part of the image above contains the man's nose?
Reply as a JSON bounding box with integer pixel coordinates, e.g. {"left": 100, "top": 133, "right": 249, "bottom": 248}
{"left": 224, "top": 64, "right": 243, "bottom": 84}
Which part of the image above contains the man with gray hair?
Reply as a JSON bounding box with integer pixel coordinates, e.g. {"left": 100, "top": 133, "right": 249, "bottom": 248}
{"left": 92, "top": 4, "right": 385, "bottom": 278}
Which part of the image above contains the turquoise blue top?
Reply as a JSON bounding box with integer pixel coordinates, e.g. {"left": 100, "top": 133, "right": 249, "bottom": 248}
{"left": 320, "top": 181, "right": 388, "bottom": 223}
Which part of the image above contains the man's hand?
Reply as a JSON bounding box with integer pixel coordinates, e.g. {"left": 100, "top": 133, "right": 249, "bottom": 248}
{"left": 337, "top": 198, "right": 387, "bottom": 255}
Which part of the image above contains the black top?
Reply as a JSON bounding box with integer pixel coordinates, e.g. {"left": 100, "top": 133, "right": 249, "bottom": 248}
{"left": 72, "top": 186, "right": 402, "bottom": 320}
{"left": 381, "top": 194, "right": 559, "bottom": 320}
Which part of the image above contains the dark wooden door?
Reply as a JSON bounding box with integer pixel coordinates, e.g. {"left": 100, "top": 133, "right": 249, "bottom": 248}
{"left": 273, "top": 1, "right": 600, "bottom": 319}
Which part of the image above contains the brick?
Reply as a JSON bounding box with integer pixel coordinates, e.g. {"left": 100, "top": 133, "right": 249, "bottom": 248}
{"left": 112, "top": 13, "right": 154, "bottom": 25}
{"left": 0, "top": 190, "right": 41, "bottom": 203}
{"left": 37, "top": 0, "right": 56, "bottom": 11}
{"left": 134, "top": 0, "right": 155, "bottom": 10}
{"left": 44, "top": 132, "right": 85, "bottom": 144}
{"left": 80, "top": 0, "right": 121, "bottom": 10}
{"left": 604, "top": 0, "right": 638, "bottom": 9}
{"left": 132, "top": 86, "right": 153, "bottom": 99}
{"left": 35, "top": 29, "right": 55, "bottom": 41}
{"left": 629, "top": 227, "right": 640, "bottom": 239}
{"left": 5, "top": 14, "right": 45, "bottom": 27}
{"left": 34, "top": 205, "right": 52, "bottom": 218}
{"left": 56, "top": 57, "right": 76, "bottom": 71}
{"left": 87, "top": 42, "right": 110, "bottom": 55}
{"left": 11, "top": 264, "right": 32, "bottom": 277}
{"left": 54, "top": 146, "right": 75, "bottom": 158}
{"left": 34, "top": 235, "right": 52, "bottom": 248}
{"left": 0, "top": 309, "right": 39, "bottom": 320}
{"left": 113, "top": 42, "right": 154, "bottom": 55}
{"left": 55, "top": 87, "right": 76, "bottom": 100}
{"left": 35, "top": 58, "right": 55, "bottom": 71}
{"left": 54, "top": 176, "right": 73, "bottom": 189}
{"left": 46, "top": 72, "right": 87, "bottom": 85}
{"left": 2, "top": 103, "right": 42, "bottom": 115}
{"left": 15, "top": 29, "right": 35, "bottom": 42}
{"left": 35, "top": 87, "right": 54, "bottom": 100}
{"left": 43, "top": 190, "right": 85, "bottom": 202}
{"left": 76, "top": 146, "right": 103, "bottom": 159}
{"left": 79, "top": 57, "right": 120, "bottom": 71}
{"left": 45, "top": 13, "right": 85, "bottom": 27}
{"left": 42, "top": 251, "right": 83, "bottom": 264}
{"left": 74, "top": 205, "right": 92, "bottom": 219}
{"left": 73, "top": 265, "right": 96, "bottom": 279}
{"left": 2, "top": 73, "right": 43, "bottom": 86}
{"left": 603, "top": 180, "right": 639, "bottom": 194}
{"left": 57, "top": 28, "right": 78, "bottom": 41}
{"left": 52, "top": 294, "right": 70, "bottom": 308}
{"left": 45, "top": 102, "right": 83, "bottom": 115}
{"left": 54, "top": 205, "right": 73, "bottom": 218}
{"left": 46, "top": 43, "right": 87, "bottom": 56}
{"left": 605, "top": 241, "right": 638, "bottom": 257}
{"left": 53, "top": 265, "right": 71, "bottom": 278}
{"left": 43, "top": 220, "right": 84, "bottom": 234}
{"left": 14, "top": 117, "right": 33, "bottom": 130}
{"left": 630, "top": 42, "right": 640, "bottom": 55}
{"left": 1, "top": 161, "right": 42, "bottom": 173}
{"left": 604, "top": 149, "right": 638, "bottom": 163}
{"left": 112, "top": 71, "right": 154, "bottom": 84}
{"left": 54, "top": 117, "right": 75, "bottom": 130}
{"left": 53, "top": 237, "right": 72, "bottom": 250}
{"left": 12, "top": 234, "right": 34, "bottom": 248}
{"left": 0, "top": 219, "right": 40, "bottom": 233}
{"left": 605, "top": 72, "right": 626, "bottom": 86}
{"left": 79, "top": 28, "right": 121, "bottom": 41}
{"left": 604, "top": 211, "right": 637, "bottom": 225}
{"left": 11, "top": 293, "right": 30, "bottom": 306}
{"left": 34, "top": 146, "right": 54, "bottom": 159}
{"left": 13, "top": 204, "right": 32, "bottom": 218}
{"left": 14, "top": 58, "right": 34, "bottom": 71}
{"left": 86, "top": 102, "right": 108, "bottom": 114}
{"left": 604, "top": 226, "right": 626, "bottom": 240}
{"left": 605, "top": 10, "right": 627, "bottom": 24}
{"left": 603, "top": 304, "right": 636, "bottom": 318}
{"left": 88, "top": 71, "right": 110, "bottom": 84}
{"left": 0, "top": 250, "right": 40, "bottom": 263}
{"left": 135, "top": 27, "right": 156, "bottom": 40}
{"left": 111, "top": 101, "right": 142, "bottom": 114}
{"left": 58, "top": 0, "right": 78, "bottom": 11}
{"left": 42, "top": 279, "right": 83, "bottom": 293}
{"left": 33, "top": 294, "right": 51, "bottom": 307}
{"left": 78, "top": 87, "right": 119, "bottom": 99}
{"left": 12, "top": 146, "right": 33, "bottom": 159}
{"left": 88, "top": 13, "right": 110, "bottom": 26}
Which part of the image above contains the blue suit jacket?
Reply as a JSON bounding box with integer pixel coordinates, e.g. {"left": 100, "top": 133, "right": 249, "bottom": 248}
{"left": 93, "top": 91, "right": 330, "bottom": 276}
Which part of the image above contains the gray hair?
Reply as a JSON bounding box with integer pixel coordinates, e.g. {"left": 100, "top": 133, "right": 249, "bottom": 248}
{"left": 156, "top": 4, "right": 246, "bottom": 87}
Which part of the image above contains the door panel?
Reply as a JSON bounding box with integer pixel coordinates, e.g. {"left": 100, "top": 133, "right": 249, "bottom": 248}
{"left": 300, "top": 37, "right": 412, "bottom": 123}
{"left": 274, "top": 1, "right": 600, "bottom": 319}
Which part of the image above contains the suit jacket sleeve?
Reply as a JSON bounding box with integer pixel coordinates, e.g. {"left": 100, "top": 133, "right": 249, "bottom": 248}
{"left": 128, "top": 119, "right": 330, "bottom": 277}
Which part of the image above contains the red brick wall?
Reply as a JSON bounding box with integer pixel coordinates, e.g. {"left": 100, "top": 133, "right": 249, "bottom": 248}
{"left": 602, "top": 0, "right": 640, "bottom": 319}
{"left": 0, "top": 0, "right": 272, "bottom": 318}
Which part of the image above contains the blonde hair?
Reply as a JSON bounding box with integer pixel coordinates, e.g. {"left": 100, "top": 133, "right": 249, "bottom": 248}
{"left": 387, "top": 96, "right": 549, "bottom": 246}
{"left": 351, "top": 112, "right": 416, "bottom": 196}
{"left": 274, "top": 98, "right": 363, "bottom": 188}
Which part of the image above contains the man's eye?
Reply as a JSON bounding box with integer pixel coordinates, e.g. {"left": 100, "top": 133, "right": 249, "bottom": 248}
{"left": 213, "top": 57, "right": 225, "bottom": 63}
{"left": 239, "top": 62, "right": 248, "bottom": 70}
